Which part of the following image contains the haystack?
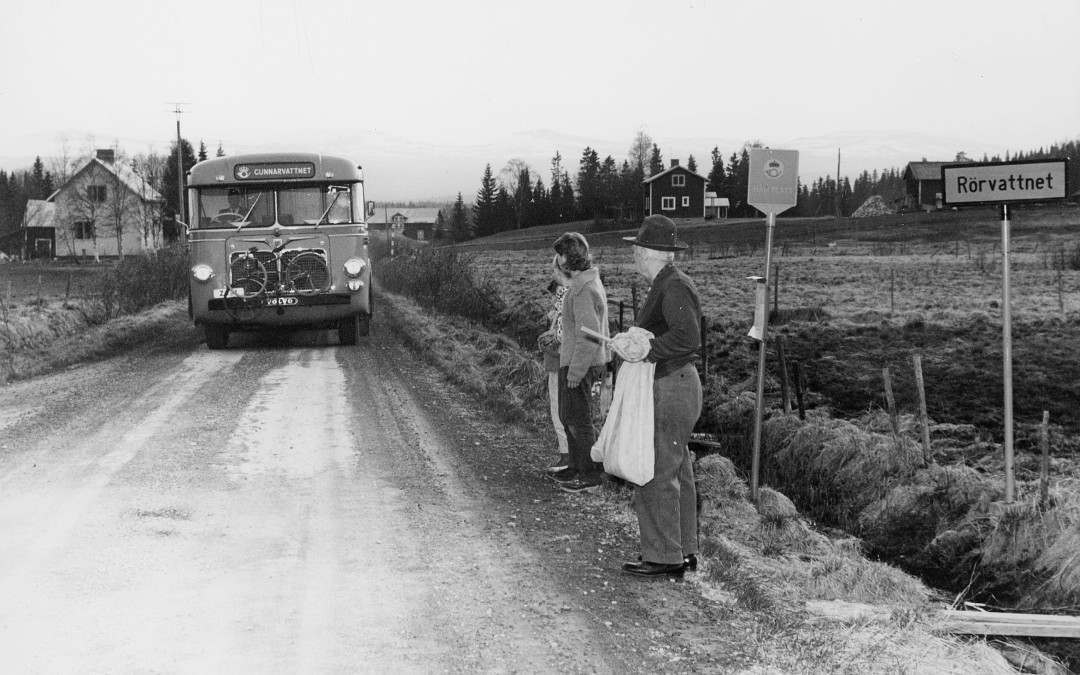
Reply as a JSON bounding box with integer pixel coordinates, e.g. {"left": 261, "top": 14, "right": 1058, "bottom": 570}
{"left": 852, "top": 195, "right": 894, "bottom": 217}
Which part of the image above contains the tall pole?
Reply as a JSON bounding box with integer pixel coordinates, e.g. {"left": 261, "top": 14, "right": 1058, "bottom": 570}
{"left": 750, "top": 210, "right": 776, "bottom": 501}
{"left": 1001, "top": 203, "right": 1014, "bottom": 502}
{"left": 835, "top": 148, "right": 842, "bottom": 218}
{"left": 170, "top": 102, "right": 188, "bottom": 240}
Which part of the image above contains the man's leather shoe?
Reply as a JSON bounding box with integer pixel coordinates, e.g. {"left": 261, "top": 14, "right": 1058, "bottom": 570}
{"left": 636, "top": 554, "right": 698, "bottom": 571}
{"left": 621, "top": 561, "right": 685, "bottom": 578}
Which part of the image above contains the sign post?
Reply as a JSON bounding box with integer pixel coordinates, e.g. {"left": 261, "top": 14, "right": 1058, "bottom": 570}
{"left": 941, "top": 159, "right": 1068, "bottom": 502}
{"left": 746, "top": 148, "right": 799, "bottom": 502}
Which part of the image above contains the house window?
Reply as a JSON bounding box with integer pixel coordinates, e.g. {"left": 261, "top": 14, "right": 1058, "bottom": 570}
{"left": 74, "top": 220, "right": 95, "bottom": 238}
{"left": 682, "top": 196, "right": 690, "bottom": 207}
{"left": 672, "top": 174, "right": 685, "bottom": 187}
{"left": 87, "top": 185, "right": 107, "bottom": 202}
{"left": 661, "top": 197, "right": 675, "bottom": 211}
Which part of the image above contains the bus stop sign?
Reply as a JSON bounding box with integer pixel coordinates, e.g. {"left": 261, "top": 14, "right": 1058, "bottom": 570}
{"left": 748, "top": 148, "right": 799, "bottom": 214}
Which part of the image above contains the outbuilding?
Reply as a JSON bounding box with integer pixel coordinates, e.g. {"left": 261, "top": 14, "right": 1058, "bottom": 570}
{"left": 902, "top": 161, "right": 948, "bottom": 211}
{"left": 0, "top": 200, "right": 56, "bottom": 260}
{"left": 367, "top": 208, "right": 444, "bottom": 241}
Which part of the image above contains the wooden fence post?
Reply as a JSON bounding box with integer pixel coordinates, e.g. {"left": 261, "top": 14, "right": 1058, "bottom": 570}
{"left": 1040, "top": 411, "right": 1050, "bottom": 509}
{"left": 793, "top": 361, "right": 806, "bottom": 421}
{"left": 777, "top": 335, "right": 791, "bottom": 414}
{"left": 890, "top": 270, "right": 896, "bottom": 317}
{"left": 913, "top": 355, "right": 932, "bottom": 466}
{"left": 882, "top": 366, "right": 900, "bottom": 437}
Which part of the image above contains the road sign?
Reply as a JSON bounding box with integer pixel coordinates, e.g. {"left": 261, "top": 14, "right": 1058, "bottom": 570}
{"left": 748, "top": 148, "right": 799, "bottom": 214}
{"left": 942, "top": 159, "right": 1068, "bottom": 206}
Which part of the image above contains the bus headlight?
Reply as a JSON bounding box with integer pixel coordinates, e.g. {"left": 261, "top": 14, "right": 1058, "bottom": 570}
{"left": 347, "top": 279, "right": 364, "bottom": 292}
{"left": 343, "top": 258, "right": 366, "bottom": 278}
{"left": 192, "top": 265, "right": 215, "bottom": 282}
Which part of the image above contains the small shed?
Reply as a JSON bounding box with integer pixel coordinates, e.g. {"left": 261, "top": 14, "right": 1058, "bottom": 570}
{"left": 367, "top": 208, "right": 444, "bottom": 241}
{"left": 0, "top": 200, "right": 56, "bottom": 259}
{"left": 704, "top": 192, "right": 730, "bottom": 219}
{"left": 902, "top": 161, "right": 948, "bottom": 211}
{"left": 643, "top": 160, "right": 708, "bottom": 220}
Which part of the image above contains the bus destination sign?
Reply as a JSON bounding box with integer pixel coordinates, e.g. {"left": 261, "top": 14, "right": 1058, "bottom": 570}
{"left": 234, "top": 162, "right": 316, "bottom": 181}
{"left": 941, "top": 159, "right": 1068, "bottom": 206}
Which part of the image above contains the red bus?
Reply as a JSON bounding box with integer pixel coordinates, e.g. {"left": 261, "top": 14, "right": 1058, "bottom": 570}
{"left": 186, "top": 152, "right": 373, "bottom": 348}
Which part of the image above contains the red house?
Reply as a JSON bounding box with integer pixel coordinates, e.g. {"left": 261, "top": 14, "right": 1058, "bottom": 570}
{"left": 643, "top": 160, "right": 707, "bottom": 220}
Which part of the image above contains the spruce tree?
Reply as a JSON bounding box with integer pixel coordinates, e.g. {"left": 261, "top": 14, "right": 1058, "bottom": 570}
{"left": 707, "top": 147, "right": 726, "bottom": 194}
{"left": 450, "top": 192, "right": 471, "bottom": 242}
{"left": 687, "top": 155, "right": 697, "bottom": 173}
{"left": 648, "top": 144, "right": 664, "bottom": 177}
{"left": 473, "top": 164, "right": 498, "bottom": 238}
{"left": 576, "top": 147, "right": 601, "bottom": 220}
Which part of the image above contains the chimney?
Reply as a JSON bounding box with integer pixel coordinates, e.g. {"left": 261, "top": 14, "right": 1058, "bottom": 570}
{"left": 96, "top": 149, "right": 115, "bottom": 164}
{"left": 670, "top": 159, "right": 680, "bottom": 168}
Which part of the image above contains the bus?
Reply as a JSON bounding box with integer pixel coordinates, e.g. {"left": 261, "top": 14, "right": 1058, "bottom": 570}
{"left": 185, "top": 152, "right": 374, "bottom": 349}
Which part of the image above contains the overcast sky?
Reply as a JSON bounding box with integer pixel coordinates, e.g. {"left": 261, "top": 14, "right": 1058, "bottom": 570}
{"left": 2, "top": 0, "right": 1077, "bottom": 200}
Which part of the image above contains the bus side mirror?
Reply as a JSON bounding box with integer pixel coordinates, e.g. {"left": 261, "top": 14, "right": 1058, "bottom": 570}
{"left": 366, "top": 200, "right": 376, "bottom": 218}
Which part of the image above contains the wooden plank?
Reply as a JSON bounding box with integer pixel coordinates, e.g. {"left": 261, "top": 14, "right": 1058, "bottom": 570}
{"left": 941, "top": 610, "right": 1080, "bottom": 625}
{"left": 939, "top": 610, "right": 1080, "bottom": 638}
{"left": 942, "top": 621, "right": 1080, "bottom": 638}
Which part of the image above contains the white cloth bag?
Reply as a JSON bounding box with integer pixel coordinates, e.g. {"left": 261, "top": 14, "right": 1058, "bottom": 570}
{"left": 591, "top": 360, "right": 655, "bottom": 486}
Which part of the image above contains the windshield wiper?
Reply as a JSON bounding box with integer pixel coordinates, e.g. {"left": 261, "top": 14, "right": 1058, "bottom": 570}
{"left": 312, "top": 187, "right": 347, "bottom": 229}
{"left": 235, "top": 194, "right": 263, "bottom": 231}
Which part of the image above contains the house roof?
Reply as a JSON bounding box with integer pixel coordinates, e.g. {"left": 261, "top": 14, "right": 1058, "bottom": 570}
{"left": 643, "top": 164, "right": 709, "bottom": 184}
{"left": 903, "top": 162, "right": 949, "bottom": 182}
{"left": 367, "top": 208, "right": 443, "bottom": 225}
{"left": 48, "top": 157, "right": 164, "bottom": 203}
{"left": 22, "top": 200, "right": 57, "bottom": 228}
{"left": 705, "top": 196, "right": 730, "bottom": 207}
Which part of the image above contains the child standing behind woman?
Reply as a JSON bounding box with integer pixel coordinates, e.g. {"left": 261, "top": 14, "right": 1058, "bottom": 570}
{"left": 538, "top": 254, "right": 571, "bottom": 475}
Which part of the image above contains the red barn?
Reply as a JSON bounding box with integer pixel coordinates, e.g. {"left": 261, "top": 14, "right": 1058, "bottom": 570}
{"left": 643, "top": 160, "right": 707, "bottom": 220}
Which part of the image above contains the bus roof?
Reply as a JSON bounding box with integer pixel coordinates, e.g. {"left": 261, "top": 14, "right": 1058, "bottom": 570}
{"left": 187, "top": 152, "right": 363, "bottom": 186}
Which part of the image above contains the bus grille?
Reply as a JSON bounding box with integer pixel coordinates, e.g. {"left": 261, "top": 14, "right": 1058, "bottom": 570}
{"left": 229, "top": 248, "right": 329, "bottom": 295}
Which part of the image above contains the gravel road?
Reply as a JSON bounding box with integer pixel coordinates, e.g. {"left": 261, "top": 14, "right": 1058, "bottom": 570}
{"left": 0, "top": 311, "right": 743, "bottom": 674}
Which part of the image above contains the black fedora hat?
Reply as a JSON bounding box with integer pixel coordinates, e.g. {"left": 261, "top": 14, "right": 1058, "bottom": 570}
{"left": 623, "top": 215, "right": 688, "bottom": 251}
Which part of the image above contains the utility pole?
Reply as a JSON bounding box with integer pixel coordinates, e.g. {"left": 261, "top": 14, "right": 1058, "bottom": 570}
{"left": 835, "top": 148, "right": 842, "bottom": 219}
{"left": 169, "top": 102, "right": 189, "bottom": 241}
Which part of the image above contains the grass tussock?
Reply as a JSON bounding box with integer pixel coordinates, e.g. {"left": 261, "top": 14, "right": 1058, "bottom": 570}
{"left": 758, "top": 410, "right": 1080, "bottom": 617}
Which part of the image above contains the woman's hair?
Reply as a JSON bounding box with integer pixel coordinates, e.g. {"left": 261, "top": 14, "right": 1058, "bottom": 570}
{"left": 553, "top": 232, "right": 591, "bottom": 271}
{"left": 551, "top": 253, "right": 571, "bottom": 286}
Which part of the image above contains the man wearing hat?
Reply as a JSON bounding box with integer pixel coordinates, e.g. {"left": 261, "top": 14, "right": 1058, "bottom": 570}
{"left": 615, "top": 215, "right": 702, "bottom": 578}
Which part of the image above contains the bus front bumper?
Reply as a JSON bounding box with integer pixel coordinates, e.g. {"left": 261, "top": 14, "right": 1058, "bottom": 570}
{"left": 207, "top": 293, "right": 354, "bottom": 311}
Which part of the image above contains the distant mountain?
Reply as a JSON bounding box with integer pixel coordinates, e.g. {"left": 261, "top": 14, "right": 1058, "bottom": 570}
{"left": 0, "top": 128, "right": 1015, "bottom": 202}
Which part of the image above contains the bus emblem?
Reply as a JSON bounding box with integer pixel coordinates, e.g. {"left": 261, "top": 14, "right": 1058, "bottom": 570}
{"left": 236, "top": 165, "right": 251, "bottom": 179}
{"left": 265, "top": 297, "right": 299, "bottom": 306}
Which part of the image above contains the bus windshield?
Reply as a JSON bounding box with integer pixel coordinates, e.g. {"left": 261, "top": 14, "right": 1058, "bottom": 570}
{"left": 196, "top": 184, "right": 355, "bottom": 229}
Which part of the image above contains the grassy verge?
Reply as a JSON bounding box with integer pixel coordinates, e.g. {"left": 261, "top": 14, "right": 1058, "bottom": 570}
{"left": 0, "top": 250, "right": 194, "bottom": 382}
{"left": 377, "top": 285, "right": 1053, "bottom": 674}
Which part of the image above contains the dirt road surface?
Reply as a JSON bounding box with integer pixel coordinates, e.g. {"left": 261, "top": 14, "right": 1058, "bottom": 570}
{"left": 0, "top": 313, "right": 740, "bottom": 674}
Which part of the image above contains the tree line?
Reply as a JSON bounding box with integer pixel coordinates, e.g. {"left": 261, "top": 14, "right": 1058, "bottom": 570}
{"left": 2, "top": 135, "right": 1077, "bottom": 251}
{"left": 444, "top": 135, "right": 1080, "bottom": 242}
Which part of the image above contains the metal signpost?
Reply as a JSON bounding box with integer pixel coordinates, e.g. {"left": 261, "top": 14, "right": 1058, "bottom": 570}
{"left": 941, "top": 159, "right": 1069, "bottom": 502}
{"left": 391, "top": 214, "right": 405, "bottom": 258}
{"left": 747, "top": 148, "right": 799, "bottom": 501}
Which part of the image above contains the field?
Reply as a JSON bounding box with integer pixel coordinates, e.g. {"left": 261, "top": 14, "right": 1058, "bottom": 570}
{"left": 469, "top": 206, "right": 1080, "bottom": 446}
